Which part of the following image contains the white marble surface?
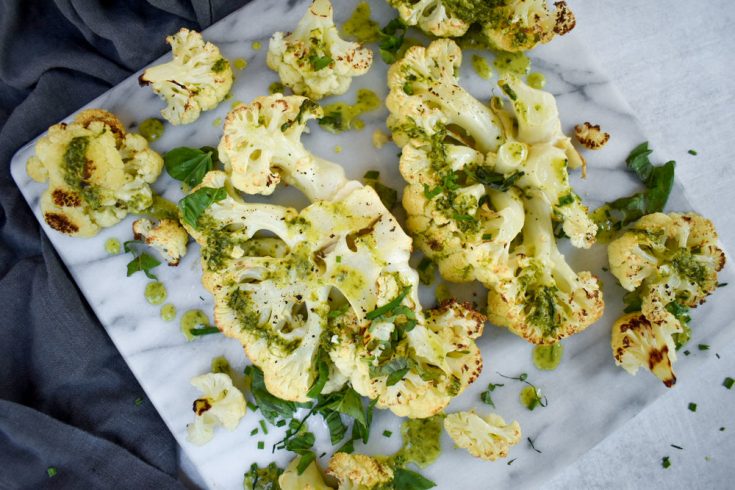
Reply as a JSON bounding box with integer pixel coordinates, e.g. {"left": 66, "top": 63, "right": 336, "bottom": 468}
{"left": 9, "top": 1, "right": 735, "bottom": 489}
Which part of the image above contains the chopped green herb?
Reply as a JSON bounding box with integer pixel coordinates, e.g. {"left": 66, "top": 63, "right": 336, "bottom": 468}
{"left": 662, "top": 456, "right": 671, "bottom": 468}
{"left": 417, "top": 257, "right": 436, "bottom": 286}
{"left": 259, "top": 419, "right": 268, "bottom": 435}
{"left": 364, "top": 171, "right": 398, "bottom": 210}
{"left": 246, "top": 401, "right": 257, "bottom": 411}
{"left": 309, "top": 54, "right": 333, "bottom": 71}
{"left": 723, "top": 377, "right": 734, "bottom": 389}
{"left": 480, "top": 382, "right": 503, "bottom": 408}
{"left": 250, "top": 428, "right": 258, "bottom": 436}
{"left": 507, "top": 458, "right": 517, "bottom": 466}
{"left": 47, "top": 467, "right": 57, "bottom": 478}
{"left": 718, "top": 282, "right": 728, "bottom": 288}
{"left": 190, "top": 326, "right": 220, "bottom": 336}
{"left": 720, "top": 427, "right": 725, "bottom": 431}
{"left": 383, "top": 430, "right": 393, "bottom": 438}
{"left": 211, "top": 58, "right": 228, "bottom": 73}
{"left": 423, "top": 184, "right": 442, "bottom": 200}
{"left": 688, "top": 403, "right": 697, "bottom": 412}
{"left": 245, "top": 365, "right": 300, "bottom": 424}
{"left": 134, "top": 397, "right": 144, "bottom": 406}
{"left": 683, "top": 350, "right": 691, "bottom": 356}
{"left": 257, "top": 441, "right": 264, "bottom": 450}
{"left": 671, "top": 444, "right": 683, "bottom": 450}
{"left": 527, "top": 436, "right": 542, "bottom": 453}
{"left": 364, "top": 170, "right": 380, "bottom": 180}
{"left": 276, "top": 419, "right": 287, "bottom": 427}
{"left": 698, "top": 344, "right": 710, "bottom": 351}
{"left": 392, "top": 467, "right": 436, "bottom": 489}
{"left": 366, "top": 286, "right": 411, "bottom": 320}
{"left": 688, "top": 149, "right": 698, "bottom": 155}
{"left": 377, "top": 18, "right": 406, "bottom": 64}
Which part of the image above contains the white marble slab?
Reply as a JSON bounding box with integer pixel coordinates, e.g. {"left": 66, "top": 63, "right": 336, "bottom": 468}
{"left": 9, "top": 1, "right": 735, "bottom": 489}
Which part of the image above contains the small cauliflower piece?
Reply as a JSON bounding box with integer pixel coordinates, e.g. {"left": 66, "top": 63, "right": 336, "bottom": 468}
{"left": 139, "top": 28, "right": 233, "bottom": 125}
{"left": 132, "top": 218, "right": 188, "bottom": 266}
{"left": 326, "top": 452, "right": 394, "bottom": 490}
{"left": 218, "top": 95, "right": 348, "bottom": 200}
{"left": 267, "top": 0, "right": 372, "bottom": 100}
{"left": 608, "top": 212, "right": 725, "bottom": 326}
{"left": 26, "top": 109, "right": 163, "bottom": 237}
{"left": 279, "top": 456, "right": 331, "bottom": 490}
{"left": 575, "top": 122, "right": 610, "bottom": 150}
{"left": 186, "top": 372, "right": 246, "bottom": 445}
{"left": 444, "top": 410, "right": 521, "bottom": 461}
{"left": 611, "top": 311, "right": 680, "bottom": 387}
{"left": 388, "top": 0, "right": 470, "bottom": 37}
{"left": 372, "top": 129, "right": 390, "bottom": 149}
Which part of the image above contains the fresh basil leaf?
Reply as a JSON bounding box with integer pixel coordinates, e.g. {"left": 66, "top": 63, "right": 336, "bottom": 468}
{"left": 321, "top": 388, "right": 366, "bottom": 429}
{"left": 247, "top": 365, "right": 299, "bottom": 424}
{"left": 282, "top": 100, "right": 320, "bottom": 132}
{"left": 366, "top": 286, "right": 411, "bottom": 320}
{"left": 296, "top": 451, "right": 316, "bottom": 475}
{"left": 378, "top": 18, "right": 406, "bottom": 64}
{"left": 126, "top": 252, "right": 160, "bottom": 279}
{"left": 386, "top": 367, "right": 410, "bottom": 386}
{"left": 179, "top": 187, "right": 227, "bottom": 228}
{"left": 164, "top": 147, "right": 215, "bottom": 187}
{"left": 393, "top": 468, "right": 436, "bottom": 490}
{"left": 322, "top": 410, "right": 347, "bottom": 445}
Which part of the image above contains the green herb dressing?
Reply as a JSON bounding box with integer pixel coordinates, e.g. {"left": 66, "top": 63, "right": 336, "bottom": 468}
{"left": 181, "top": 309, "right": 210, "bottom": 341}
{"left": 392, "top": 415, "right": 443, "bottom": 468}
{"left": 343, "top": 1, "right": 380, "bottom": 43}
{"left": 320, "top": 89, "right": 380, "bottom": 133}
{"left": 104, "top": 238, "right": 121, "bottom": 255}
{"left": 144, "top": 281, "right": 167, "bottom": 305}
{"left": 138, "top": 118, "right": 164, "bottom": 142}
{"left": 471, "top": 54, "right": 493, "bottom": 80}
{"left": 269, "top": 82, "right": 286, "bottom": 95}
{"left": 493, "top": 51, "right": 531, "bottom": 76}
{"left": 234, "top": 58, "right": 248, "bottom": 70}
{"left": 147, "top": 194, "right": 180, "bottom": 221}
{"left": 520, "top": 385, "right": 542, "bottom": 410}
{"left": 532, "top": 343, "right": 563, "bottom": 370}
{"left": 160, "top": 303, "right": 176, "bottom": 322}
{"left": 527, "top": 72, "right": 546, "bottom": 89}
{"left": 211, "top": 355, "right": 232, "bottom": 374}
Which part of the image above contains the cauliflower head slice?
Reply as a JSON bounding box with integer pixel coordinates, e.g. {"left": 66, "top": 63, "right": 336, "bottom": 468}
{"left": 267, "top": 0, "right": 372, "bottom": 100}
{"left": 186, "top": 372, "right": 246, "bottom": 445}
{"left": 482, "top": 0, "right": 576, "bottom": 52}
{"left": 575, "top": 122, "right": 610, "bottom": 150}
{"left": 132, "top": 218, "right": 188, "bottom": 266}
{"left": 218, "top": 94, "right": 348, "bottom": 200}
{"left": 611, "top": 311, "right": 681, "bottom": 387}
{"left": 326, "top": 452, "right": 394, "bottom": 490}
{"left": 444, "top": 410, "right": 521, "bottom": 461}
{"left": 388, "top": 0, "right": 470, "bottom": 37}
{"left": 186, "top": 171, "right": 484, "bottom": 411}
{"left": 26, "top": 109, "right": 163, "bottom": 237}
{"left": 139, "top": 28, "right": 233, "bottom": 125}
{"left": 487, "top": 191, "right": 603, "bottom": 344}
{"left": 608, "top": 212, "right": 725, "bottom": 325}
{"left": 489, "top": 141, "right": 597, "bottom": 248}
{"left": 279, "top": 456, "right": 331, "bottom": 490}
{"left": 400, "top": 137, "right": 524, "bottom": 284}
{"left": 386, "top": 39, "right": 503, "bottom": 153}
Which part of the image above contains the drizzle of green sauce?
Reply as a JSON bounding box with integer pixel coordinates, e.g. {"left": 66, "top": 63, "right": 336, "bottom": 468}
{"left": 435, "top": 282, "right": 452, "bottom": 304}
{"left": 269, "top": 82, "right": 286, "bottom": 95}
{"left": 63, "top": 136, "right": 99, "bottom": 207}
{"left": 251, "top": 41, "right": 262, "bottom": 51}
{"left": 493, "top": 50, "right": 531, "bottom": 76}
{"left": 104, "top": 238, "right": 121, "bottom": 255}
{"left": 527, "top": 72, "right": 546, "bottom": 89}
{"left": 520, "top": 385, "right": 542, "bottom": 411}
{"left": 145, "top": 281, "right": 167, "bottom": 305}
{"left": 161, "top": 303, "right": 176, "bottom": 322}
{"left": 343, "top": 1, "right": 380, "bottom": 43}
{"left": 234, "top": 58, "right": 248, "bottom": 70}
{"left": 212, "top": 117, "right": 222, "bottom": 127}
{"left": 180, "top": 309, "right": 211, "bottom": 341}
{"left": 392, "top": 415, "right": 443, "bottom": 468}
{"left": 231, "top": 100, "right": 244, "bottom": 109}
{"left": 589, "top": 205, "right": 616, "bottom": 243}
{"left": 532, "top": 343, "right": 563, "bottom": 370}
{"left": 211, "top": 355, "right": 232, "bottom": 374}
{"left": 146, "top": 195, "right": 179, "bottom": 221}
{"left": 471, "top": 54, "right": 492, "bottom": 80}
{"left": 138, "top": 118, "right": 165, "bottom": 142}
{"left": 320, "top": 89, "right": 381, "bottom": 134}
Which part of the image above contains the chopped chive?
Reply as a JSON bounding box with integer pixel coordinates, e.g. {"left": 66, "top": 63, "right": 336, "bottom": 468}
{"left": 319, "top": 452, "right": 327, "bottom": 458}
{"left": 364, "top": 170, "right": 380, "bottom": 180}
{"left": 662, "top": 456, "right": 671, "bottom": 469}
{"left": 250, "top": 428, "right": 258, "bottom": 436}
{"left": 717, "top": 282, "right": 728, "bottom": 287}
{"left": 277, "top": 419, "right": 287, "bottom": 427}
{"left": 247, "top": 401, "right": 258, "bottom": 411}
{"left": 190, "top": 326, "right": 220, "bottom": 336}
{"left": 383, "top": 430, "right": 392, "bottom": 437}
{"left": 527, "top": 437, "right": 541, "bottom": 453}
{"left": 719, "top": 427, "right": 725, "bottom": 431}
{"left": 688, "top": 402, "right": 697, "bottom": 412}
{"left": 671, "top": 444, "right": 683, "bottom": 450}
{"left": 723, "top": 377, "right": 734, "bottom": 389}
{"left": 257, "top": 441, "right": 264, "bottom": 450}
{"left": 481, "top": 233, "right": 493, "bottom": 241}
{"left": 47, "top": 467, "right": 57, "bottom": 478}
{"left": 259, "top": 420, "right": 269, "bottom": 434}
{"left": 688, "top": 149, "right": 698, "bottom": 155}
{"left": 336, "top": 255, "right": 342, "bottom": 263}
{"left": 683, "top": 350, "right": 691, "bottom": 356}
{"left": 698, "top": 344, "right": 710, "bottom": 351}
{"left": 134, "top": 397, "right": 144, "bottom": 406}
{"left": 507, "top": 458, "right": 517, "bottom": 466}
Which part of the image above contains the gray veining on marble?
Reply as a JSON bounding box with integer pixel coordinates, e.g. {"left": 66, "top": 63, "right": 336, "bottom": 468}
{"left": 10, "top": 1, "right": 735, "bottom": 489}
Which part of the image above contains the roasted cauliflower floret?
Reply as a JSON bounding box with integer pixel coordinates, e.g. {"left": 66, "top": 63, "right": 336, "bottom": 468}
{"left": 218, "top": 95, "right": 348, "bottom": 200}
{"left": 386, "top": 39, "right": 503, "bottom": 152}
{"left": 26, "top": 109, "right": 163, "bottom": 237}
{"left": 139, "top": 28, "right": 233, "bottom": 125}
{"left": 279, "top": 456, "right": 331, "bottom": 490}
{"left": 575, "top": 122, "right": 610, "bottom": 150}
{"left": 487, "top": 192, "right": 603, "bottom": 344}
{"left": 608, "top": 212, "right": 725, "bottom": 325}
{"left": 267, "top": 0, "right": 372, "bottom": 100}
{"left": 444, "top": 410, "right": 521, "bottom": 461}
{"left": 186, "top": 372, "right": 246, "bottom": 445}
{"left": 132, "top": 218, "right": 188, "bottom": 265}
{"left": 611, "top": 311, "right": 680, "bottom": 387}
{"left": 388, "top": 0, "right": 470, "bottom": 37}
{"left": 184, "top": 171, "right": 484, "bottom": 413}
{"left": 326, "top": 453, "right": 394, "bottom": 490}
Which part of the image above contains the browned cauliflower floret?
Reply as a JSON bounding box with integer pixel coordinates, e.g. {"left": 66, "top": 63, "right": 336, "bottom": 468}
{"left": 574, "top": 122, "right": 610, "bottom": 150}
{"left": 26, "top": 109, "right": 163, "bottom": 237}
{"left": 132, "top": 218, "right": 189, "bottom": 266}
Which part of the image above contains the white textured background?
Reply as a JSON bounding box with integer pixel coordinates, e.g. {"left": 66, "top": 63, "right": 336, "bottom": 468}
{"left": 548, "top": 1, "right": 735, "bottom": 488}
{"left": 181, "top": 1, "right": 735, "bottom": 487}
